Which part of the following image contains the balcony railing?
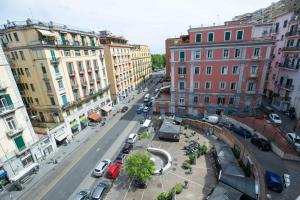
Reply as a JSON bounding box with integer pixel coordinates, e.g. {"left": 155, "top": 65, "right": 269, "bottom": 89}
{"left": 282, "top": 46, "right": 300, "bottom": 51}
{"left": 50, "top": 57, "right": 60, "bottom": 64}
{"left": 278, "top": 63, "right": 300, "bottom": 70}
{"left": 280, "top": 84, "right": 294, "bottom": 91}
{"left": 178, "top": 74, "right": 186, "bottom": 78}
{"left": 6, "top": 126, "right": 24, "bottom": 138}
{"left": 79, "top": 70, "right": 84, "bottom": 75}
{"left": 246, "top": 90, "right": 256, "bottom": 94}
{"left": 251, "top": 56, "right": 262, "bottom": 60}
{"left": 0, "top": 104, "right": 16, "bottom": 116}
{"left": 69, "top": 71, "right": 75, "bottom": 76}
{"left": 249, "top": 73, "right": 258, "bottom": 78}
{"left": 89, "top": 79, "right": 94, "bottom": 84}
{"left": 179, "top": 58, "right": 185, "bottom": 62}
{"left": 285, "top": 31, "right": 300, "bottom": 37}
{"left": 81, "top": 81, "right": 87, "bottom": 87}
{"left": 72, "top": 83, "right": 79, "bottom": 90}
{"left": 87, "top": 68, "right": 92, "bottom": 73}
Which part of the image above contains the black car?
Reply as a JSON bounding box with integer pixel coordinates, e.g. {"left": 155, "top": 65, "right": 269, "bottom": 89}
{"left": 121, "top": 106, "right": 129, "bottom": 113}
{"left": 122, "top": 143, "right": 133, "bottom": 154}
{"left": 231, "top": 126, "right": 252, "bottom": 138}
{"left": 133, "top": 178, "right": 147, "bottom": 189}
{"left": 146, "top": 101, "right": 152, "bottom": 107}
{"left": 115, "top": 153, "right": 126, "bottom": 164}
{"left": 251, "top": 137, "right": 271, "bottom": 151}
{"left": 91, "top": 178, "right": 112, "bottom": 200}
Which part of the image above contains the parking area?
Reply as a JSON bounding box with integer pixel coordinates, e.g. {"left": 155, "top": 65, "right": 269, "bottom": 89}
{"left": 105, "top": 125, "right": 217, "bottom": 200}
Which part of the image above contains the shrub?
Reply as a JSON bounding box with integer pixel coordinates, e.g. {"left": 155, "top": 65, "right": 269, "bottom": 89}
{"left": 232, "top": 147, "right": 240, "bottom": 159}
{"left": 174, "top": 183, "right": 183, "bottom": 194}
{"left": 184, "top": 124, "right": 189, "bottom": 130}
{"left": 156, "top": 191, "right": 173, "bottom": 200}
{"left": 200, "top": 145, "right": 208, "bottom": 155}
{"left": 189, "top": 152, "right": 196, "bottom": 164}
{"left": 182, "top": 160, "right": 191, "bottom": 169}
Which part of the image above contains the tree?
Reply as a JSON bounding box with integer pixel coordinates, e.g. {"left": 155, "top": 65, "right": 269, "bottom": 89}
{"left": 151, "top": 54, "right": 166, "bottom": 70}
{"left": 125, "top": 151, "right": 155, "bottom": 183}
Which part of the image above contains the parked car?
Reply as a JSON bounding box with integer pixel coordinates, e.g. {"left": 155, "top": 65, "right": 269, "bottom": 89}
{"left": 121, "top": 106, "right": 129, "bottom": 113}
{"left": 93, "top": 159, "right": 111, "bottom": 177}
{"left": 269, "top": 113, "right": 282, "bottom": 125}
{"left": 91, "top": 178, "right": 112, "bottom": 200}
{"left": 231, "top": 126, "right": 252, "bottom": 138}
{"left": 136, "top": 105, "right": 144, "bottom": 114}
{"left": 127, "top": 133, "right": 138, "bottom": 144}
{"left": 74, "top": 189, "right": 90, "bottom": 200}
{"left": 133, "top": 178, "right": 147, "bottom": 189}
{"left": 286, "top": 133, "right": 300, "bottom": 151}
{"left": 151, "top": 97, "right": 155, "bottom": 101}
{"left": 265, "top": 171, "right": 284, "bottom": 193}
{"left": 202, "top": 115, "right": 219, "bottom": 124}
{"left": 122, "top": 143, "right": 133, "bottom": 154}
{"left": 115, "top": 153, "right": 126, "bottom": 164}
{"left": 88, "top": 121, "right": 98, "bottom": 127}
{"left": 155, "top": 88, "right": 159, "bottom": 93}
{"left": 251, "top": 137, "right": 271, "bottom": 151}
{"left": 146, "top": 101, "right": 153, "bottom": 107}
{"left": 143, "top": 106, "right": 150, "bottom": 113}
{"left": 105, "top": 163, "right": 120, "bottom": 180}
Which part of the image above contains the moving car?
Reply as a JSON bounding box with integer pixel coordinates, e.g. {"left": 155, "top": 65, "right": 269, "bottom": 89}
{"left": 144, "top": 93, "right": 150, "bottom": 102}
{"left": 202, "top": 115, "right": 219, "bottom": 124}
{"left": 91, "top": 178, "right": 112, "bottom": 200}
{"left": 154, "top": 88, "right": 159, "bottom": 93}
{"left": 286, "top": 133, "right": 300, "bottom": 151}
{"left": 231, "top": 126, "right": 252, "bottom": 138}
{"left": 143, "top": 106, "right": 150, "bottom": 113}
{"left": 251, "top": 137, "right": 271, "bottom": 151}
{"left": 121, "top": 106, "right": 129, "bottom": 113}
{"left": 74, "top": 189, "right": 90, "bottom": 200}
{"left": 136, "top": 105, "right": 144, "bottom": 114}
{"left": 265, "top": 171, "right": 284, "bottom": 193}
{"left": 115, "top": 153, "right": 126, "bottom": 164}
{"left": 121, "top": 143, "right": 133, "bottom": 154}
{"left": 146, "top": 101, "right": 152, "bottom": 107}
{"left": 93, "top": 159, "right": 111, "bottom": 177}
{"left": 269, "top": 113, "right": 282, "bottom": 125}
{"left": 105, "top": 163, "right": 120, "bottom": 180}
{"left": 127, "top": 133, "right": 138, "bottom": 144}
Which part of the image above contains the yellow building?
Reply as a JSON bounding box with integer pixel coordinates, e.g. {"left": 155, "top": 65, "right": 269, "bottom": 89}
{"left": 0, "top": 45, "right": 39, "bottom": 180}
{"left": 98, "top": 31, "right": 152, "bottom": 104}
{"left": 0, "top": 19, "right": 111, "bottom": 137}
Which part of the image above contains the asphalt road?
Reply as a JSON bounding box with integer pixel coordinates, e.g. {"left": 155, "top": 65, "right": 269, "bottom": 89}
{"left": 42, "top": 74, "right": 163, "bottom": 200}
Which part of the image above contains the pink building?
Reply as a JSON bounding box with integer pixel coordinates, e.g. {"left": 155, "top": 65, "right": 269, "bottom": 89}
{"left": 163, "top": 21, "right": 274, "bottom": 116}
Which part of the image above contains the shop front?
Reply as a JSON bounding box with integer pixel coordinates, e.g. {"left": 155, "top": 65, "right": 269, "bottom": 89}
{"left": 79, "top": 114, "right": 89, "bottom": 130}
{"left": 0, "top": 168, "right": 9, "bottom": 189}
{"left": 101, "top": 104, "right": 112, "bottom": 116}
{"left": 54, "top": 133, "right": 69, "bottom": 146}
{"left": 88, "top": 112, "right": 101, "bottom": 123}
{"left": 70, "top": 121, "right": 79, "bottom": 134}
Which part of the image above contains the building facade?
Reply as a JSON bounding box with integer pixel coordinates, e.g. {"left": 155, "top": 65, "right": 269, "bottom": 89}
{"left": 0, "top": 20, "right": 111, "bottom": 138}
{"left": 0, "top": 45, "right": 38, "bottom": 181}
{"left": 166, "top": 22, "right": 274, "bottom": 116}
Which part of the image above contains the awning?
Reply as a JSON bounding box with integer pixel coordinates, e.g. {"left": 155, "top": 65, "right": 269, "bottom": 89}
{"left": 143, "top": 119, "right": 151, "bottom": 128}
{"left": 80, "top": 117, "right": 89, "bottom": 124}
{"left": 55, "top": 133, "right": 69, "bottom": 142}
{"left": 70, "top": 123, "right": 79, "bottom": 130}
{"left": 88, "top": 112, "right": 101, "bottom": 122}
{"left": 101, "top": 104, "right": 112, "bottom": 113}
{"left": 37, "top": 29, "right": 55, "bottom": 37}
{"left": 0, "top": 170, "right": 7, "bottom": 178}
{"left": 9, "top": 163, "right": 39, "bottom": 182}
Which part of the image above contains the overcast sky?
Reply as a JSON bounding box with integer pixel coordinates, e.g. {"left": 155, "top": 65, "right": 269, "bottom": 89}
{"left": 1, "top": 0, "right": 276, "bottom": 53}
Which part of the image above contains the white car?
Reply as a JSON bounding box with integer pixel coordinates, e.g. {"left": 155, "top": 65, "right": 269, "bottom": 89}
{"left": 93, "top": 159, "right": 111, "bottom": 177}
{"left": 286, "top": 133, "right": 300, "bottom": 151}
{"left": 127, "top": 133, "right": 138, "bottom": 144}
{"left": 143, "top": 106, "right": 150, "bottom": 113}
{"left": 269, "top": 113, "right": 282, "bottom": 124}
{"left": 202, "top": 115, "right": 219, "bottom": 124}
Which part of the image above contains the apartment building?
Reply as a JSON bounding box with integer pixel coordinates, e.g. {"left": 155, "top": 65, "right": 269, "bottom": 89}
{"left": 266, "top": 12, "right": 300, "bottom": 118}
{"left": 0, "top": 19, "right": 111, "bottom": 139}
{"left": 131, "top": 45, "right": 152, "bottom": 87}
{"left": 99, "top": 31, "right": 152, "bottom": 104}
{"left": 0, "top": 45, "right": 39, "bottom": 181}
{"left": 162, "top": 21, "right": 274, "bottom": 116}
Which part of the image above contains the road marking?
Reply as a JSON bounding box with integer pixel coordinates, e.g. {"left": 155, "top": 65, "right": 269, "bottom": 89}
{"left": 160, "top": 175, "right": 165, "bottom": 192}
{"left": 122, "top": 177, "right": 133, "bottom": 200}
{"left": 141, "top": 187, "right": 146, "bottom": 200}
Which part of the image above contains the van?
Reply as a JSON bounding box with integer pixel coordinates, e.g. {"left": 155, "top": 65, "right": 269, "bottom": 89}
{"left": 144, "top": 94, "right": 150, "bottom": 102}
{"left": 127, "top": 133, "right": 138, "bottom": 144}
{"left": 105, "top": 164, "right": 120, "bottom": 179}
{"left": 202, "top": 115, "right": 219, "bottom": 124}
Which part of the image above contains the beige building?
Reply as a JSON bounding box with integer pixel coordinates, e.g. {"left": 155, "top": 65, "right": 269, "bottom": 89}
{"left": 98, "top": 31, "right": 152, "bottom": 104}
{"left": 0, "top": 45, "right": 38, "bottom": 181}
{"left": 131, "top": 45, "right": 152, "bottom": 88}
{"left": 0, "top": 19, "right": 111, "bottom": 139}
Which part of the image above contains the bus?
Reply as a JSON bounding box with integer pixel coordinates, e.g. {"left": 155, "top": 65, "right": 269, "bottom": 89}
{"left": 144, "top": 93, "right": 150, "bottom": 102}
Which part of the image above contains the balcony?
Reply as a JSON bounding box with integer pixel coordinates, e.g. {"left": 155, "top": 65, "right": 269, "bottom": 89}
{"left": 89, "top": 79, "right": 94, "bottom": 85}
{"left": 279, "top": 84, "right": 294, "bottom": 91}
{"left": 50, "top": 57, "right": 60, "bottom": 64}
{"left": 72, "top": 83, "right": 79, "bottom": 90}
{"left": 94, "top": 66, "right": 99, "bottom": 71}
{"left": 79, "top": 70, "right": 84, "bottom": 75}
{"left": 246, "top": 90, "right": 256, "bottom": 94}
{"left": 278, "top": 63, "right": 299, "bottom": 71}
{"left": 96, "top": 78, "right": 101, "bottom": 82}
{"left": 285, "top": 31, "right": 300, "bottom": 37}
{"left": 251, "top": 56, "right": 262, "bottom": 60}
{"left": 249, "top": 73, "right": 258, "bottom": 78}
{"left": 178, "top": 74, "right": 186, "bottom": 79}
{"left": 81, "top": 81, "right": 87, "bottom": 87}
{"left": 42, "top": 74, "right": 49, "bottom": 80}
{"left": 69, "top": 71, "right": 75, "bottom": 77}
{"left": 0, "top": 81, "right": 8, "bottom": 91}
{"left": 282, "top": 46, "right": 300, "bottom": 52}
{"left": 0, "top": 104, "right": 16, "bottom": 116}
{"left": 6, "top": 126, "right": 24, "bottom": 138}
{"left": 47, "top": 90, "right": 53, "bottom": 95}
{"left": 13, "top": 75, "right": 21, "bottom": 82}
{"left": 87, "top": 68, "right": 92, "bottom": 73}
{"left": 179, "top": 58, "right": 185, "bottom": 62}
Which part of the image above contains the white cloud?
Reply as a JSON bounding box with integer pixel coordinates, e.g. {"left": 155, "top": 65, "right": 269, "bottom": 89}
{"left": 0, "top": 0, "right": 276, "bottom": 53}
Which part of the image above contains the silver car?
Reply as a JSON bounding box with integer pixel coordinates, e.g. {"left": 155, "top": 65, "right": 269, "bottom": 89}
{"left": 93, "top": 159, "right": 111, "bottom": 177}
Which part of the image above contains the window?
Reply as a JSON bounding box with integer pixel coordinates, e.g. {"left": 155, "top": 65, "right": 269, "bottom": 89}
{"left": 219, "top": 82, "right": 226, "bottom": 90}
{"left": 250, "top": 65, "right": 258, "bottom": 76}
{"left": 195, "top": 51, "right": 201, "bottom": 60}
{"left": 24, "top": 83, "right": 29, "bottom": 90}
{"left": 230, "top": 82, "right": 237, "bottom": 90}
{"left": 19, "top": 51, "right": 25, "bottom": 60}
{"left": 208, "top": 32, "right": 214, "bottom": 42}
{"left": 54, "top": 64, "right": 60, "bottom": 74}
{"left": 93, "top": 60, "right": 98, "bottom": 69}
{"left": 232, "top": 66, "right": 239, "bottom": 74}
{"left": 25, "top": 68, "right": 30, "bottom": 77}
{"left": 14, "top": 136, "right": 26, "bottom": 151}
{"left": 194, "top": 67, "right": 200, "bottom": 75}
{"left": 14, "top": 52, "right": 19, "bottom": 60}
{"left": 50, "top": 97, "right": 56, "bottom": 105}
{"left": 205, "top": 82, "right": 211, "bottom": 89}
{"left": 84, "top": 50, "right": 89, "bottom": 56}
{"left": 179, "top": 51, "right": 185, "bottom": 61}
{"left": 41, "top": 65, "right": 47, "bottom": 74}
{"left": 194, "top": 81, "right": 199, "bottom": 89}
{"left": 234, "top": 49, "right": 240, "bottom": 58}
{"left": 206, "top": 66, "right": 212, "bottom": 75}
{"left": 178, "top": 66, "right": 186, "bottom": 75}
{"left": 236, "top": 30, "right": 243, "bottom": 40}
{"left": 179, "top": 81, "right": 185, "bottom": 90}
{"left": 223, "top": 49, "right": 229, "bottom": 58}
{"left": 247, "top": 81, "right": 256, "bottom": 91}
{"left": 179, "top": 97, "right": 185, "bottom": 105}
{"left": 275, "top": 22, "right": 279, "bottom": 32}
{"left": 224, "top": 31, "right": 231, "bottom": 41}
{"left": 229, "top": 97, "right": 235, "bottom": 105}
{"left": 221, "top": 66, "right": 228, "bottom": 75}
{"left": 58, "top": 80, "right": 64, "bottom": 89}
{"left": 193, "top": 96, "right": 198, "bottom": 103}
{"left": 45, "top": 82, "right": 52, "bottom": 91}
{"left": 30, "top": 84, "right": 35, "bottom": 91}
{"left": 207, "top": 50, "right": 213, "bottom": 58}
{"left": 253, "top": 48, "right": 260, "bottom": 57}
{"left": 283, "top": 20, "right": 288, "bottom": 28}
{"left": 75, "top": 50, "right": 81, "bottom": 56}
{"left": 204, "top": 96, "right": 210, "bottom": 104}
{"left": 61, "top": 95, "right": 68, "bottom": 105}
{"left": 64, "top": 50, "right": 71, "bottom": 57}
{"left": 217, "top": 97, "right": 225, "bottom": 105}
{"left": 35, "top": 98, "right": 39, "bottom": 105}
{"left": 68, "top": 63, "right": 74, "bottom": 74}
{"left": 13, "top": 32, "right": 19, "bottom": 41}
{"left": 195, "top": 34, "right": 202, "bottom": 43}
{"left": 6, "top": 117, "right": 17, "bottom": 130}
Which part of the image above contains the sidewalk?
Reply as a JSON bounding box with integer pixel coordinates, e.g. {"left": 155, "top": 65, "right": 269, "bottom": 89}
{"left": 0, "top": 89, "right": 144, "bottom": 200}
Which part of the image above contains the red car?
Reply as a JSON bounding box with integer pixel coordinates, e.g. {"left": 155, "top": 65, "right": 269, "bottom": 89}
{"left": 105, "top": 163, "right": 120, "bottom": 179}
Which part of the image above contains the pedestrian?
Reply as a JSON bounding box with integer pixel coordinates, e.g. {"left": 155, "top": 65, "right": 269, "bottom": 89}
{"left": 159, "top": 168, "right": 163, "bottom": 175}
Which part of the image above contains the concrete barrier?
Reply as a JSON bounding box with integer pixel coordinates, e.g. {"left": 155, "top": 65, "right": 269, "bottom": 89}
{"left": 147, "top": 147, "right": 172, "bottom": 174}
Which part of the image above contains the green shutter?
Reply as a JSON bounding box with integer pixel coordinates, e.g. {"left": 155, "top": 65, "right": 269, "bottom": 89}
{"left": 196, "top": 34, "right": 201, "bottom": 42}
{"left": 4, "top": 95, "right": 13, "bottom": 106}
{"left": 50, "top": 50, "right": 56, "bottom": 60}
{"left": 208, "top": 33, "right": 214, "bottom": 42}
{"left": 180, "top": 52, "right": 185, "bottom": 59}
{"left": 68, "top": 63, "right": 73, "bottom": 73}
{"left": 237, "top": 31, "right": 243, "bottom": 40}
{"left": 90, "top": 37, "right": 95, "bottom": 46}
{"left": 225, "top": 32, "right": 230, "bottom": 41}
{"left": 81, "top": 36, "right": 85, "bottom": 46}
{"left": 14, "top": 136, "right": 25, "bottom": 151}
